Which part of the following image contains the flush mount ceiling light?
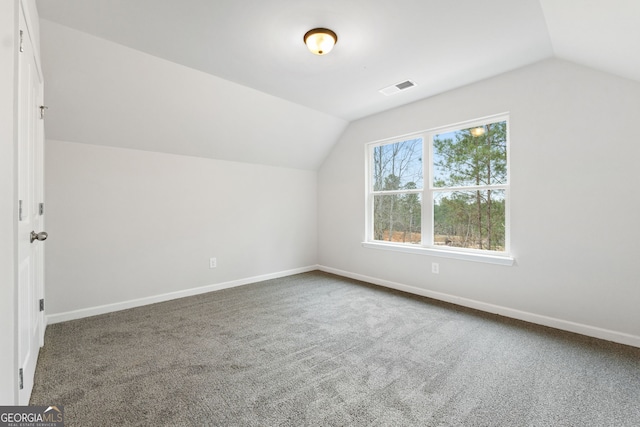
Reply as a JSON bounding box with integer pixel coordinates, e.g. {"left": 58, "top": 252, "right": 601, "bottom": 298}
{"left": 304, "top": 28, "right": 338, "bottom": 55}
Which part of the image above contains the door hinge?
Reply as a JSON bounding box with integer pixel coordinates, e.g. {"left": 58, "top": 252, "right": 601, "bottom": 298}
{"left": 39, "top": 299, "right": 45, "bottom": 312}
{"left": 40, "top": 105, "right": 48, "bottom": 120}
{"left": 19, "top": 30, "right": 24, "bottom": 53}
{"left": 19, "top": 200, "right": 23, "bottom": 221}
{"left": 19, "top": 368, "right": 23, "bottom": 390}
{"left": 39, "top": 202, "right": 44, "bottom": 215}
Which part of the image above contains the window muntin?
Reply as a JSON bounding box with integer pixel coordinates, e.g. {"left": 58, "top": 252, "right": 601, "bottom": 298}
{"left": 367, "top": 115, "right": 509, "bottom": 256}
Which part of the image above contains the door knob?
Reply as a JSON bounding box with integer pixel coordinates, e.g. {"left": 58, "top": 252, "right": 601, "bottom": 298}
{"left": 30, "top": 231, "right": 48, "bottom": 243}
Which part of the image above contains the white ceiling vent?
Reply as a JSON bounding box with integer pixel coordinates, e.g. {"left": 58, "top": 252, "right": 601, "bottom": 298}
{"left": 379, "top": 80, "right": 417, "bottom": 96}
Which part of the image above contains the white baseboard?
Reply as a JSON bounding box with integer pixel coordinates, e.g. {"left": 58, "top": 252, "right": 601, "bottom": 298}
{"left": 318, "top": 265, "right": 640, "bottom": 349}
{"left": 46, "top": 265, "right": 319, "bottom": 325}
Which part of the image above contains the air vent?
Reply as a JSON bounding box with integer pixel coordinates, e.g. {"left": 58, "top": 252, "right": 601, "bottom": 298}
{"left": 379, "top": 80, "right": 417, "bottom": 96}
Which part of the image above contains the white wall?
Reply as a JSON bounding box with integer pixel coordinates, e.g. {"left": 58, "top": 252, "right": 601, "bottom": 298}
{"left": 45, "top": 140, "right": 318, "bottom": 319}
{"left": 318, "top": 58, "right": 640, "bottom": 346}
{"left": 0, "top": 0, "right": 18, "bottom": 406}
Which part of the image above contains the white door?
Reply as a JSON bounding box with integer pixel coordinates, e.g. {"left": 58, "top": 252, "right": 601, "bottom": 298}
{"left": 17, "top": 6, "right": 46, "bottom": 405}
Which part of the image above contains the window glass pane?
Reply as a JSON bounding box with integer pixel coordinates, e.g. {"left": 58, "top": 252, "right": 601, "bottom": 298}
{"left": 373, "top": 138, "right": 423, "bottom": 191}
{"left": 433, "top": 190, "right": 505, "bottom": 251}
{"left": 433, "top": 121, "right": 507, "bottom": 188}
{"left": 373, "top": 193, "right": 422, "bottom": 244}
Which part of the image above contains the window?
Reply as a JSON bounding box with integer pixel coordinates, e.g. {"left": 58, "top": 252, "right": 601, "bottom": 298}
{"left": 365, "top": 114, "right": 510, "bottom": 262}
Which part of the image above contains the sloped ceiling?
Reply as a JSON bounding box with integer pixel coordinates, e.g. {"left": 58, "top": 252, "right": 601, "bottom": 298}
{"left": 35, "top": 0, "right": 640, "bottom": 169}
{"left": 539, "top": 0, "right": 640, "bottom": 83}
{"left": 39, "top": 20, "right": 347, "bottom": 170}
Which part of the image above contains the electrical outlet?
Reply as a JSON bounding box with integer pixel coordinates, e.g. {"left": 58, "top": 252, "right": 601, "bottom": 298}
{"left": 432, "top": 262, "right": 439, "bottom": 274}
{"left": 209, "top": 257, "right": 217, "bottom": 269}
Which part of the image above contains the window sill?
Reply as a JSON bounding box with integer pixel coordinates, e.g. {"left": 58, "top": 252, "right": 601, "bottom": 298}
{"left": 361, "top": 241, "right": 515, "bottom": 266}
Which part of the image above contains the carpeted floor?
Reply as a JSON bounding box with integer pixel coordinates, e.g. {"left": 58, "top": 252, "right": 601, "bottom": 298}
{"left": 31, "top": 271, "right": 640, "bottom": 426}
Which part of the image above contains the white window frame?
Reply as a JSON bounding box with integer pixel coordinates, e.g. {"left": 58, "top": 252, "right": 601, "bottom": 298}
{"left": 363, "top": 113, "right": 514, "bottom": 266}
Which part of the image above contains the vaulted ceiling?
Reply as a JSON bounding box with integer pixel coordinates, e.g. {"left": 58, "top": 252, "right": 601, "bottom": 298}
{"left": 35, "top": 0, "right": 640, "bottom": 169}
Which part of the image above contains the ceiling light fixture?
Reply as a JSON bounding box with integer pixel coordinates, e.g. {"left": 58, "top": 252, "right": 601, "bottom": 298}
{"left": 304, "top": 28, "right": 338, "bottom": 55}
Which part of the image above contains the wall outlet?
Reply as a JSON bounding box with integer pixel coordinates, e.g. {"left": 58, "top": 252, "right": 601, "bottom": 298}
{"left": 431, "top": 262, "right": 439, "bottom": 274}
{"left": 209, "top": 257, "right": 217, "bottom": 269}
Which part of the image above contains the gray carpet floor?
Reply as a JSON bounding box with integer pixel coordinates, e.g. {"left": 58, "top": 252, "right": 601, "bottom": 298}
{"left": 31, "top": 271, "right": 640, "bottom": 426}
